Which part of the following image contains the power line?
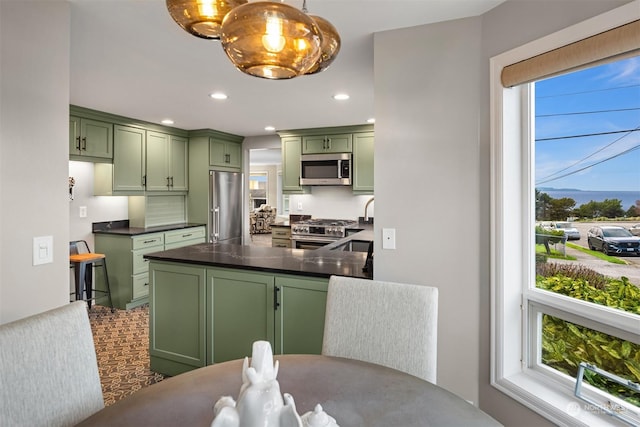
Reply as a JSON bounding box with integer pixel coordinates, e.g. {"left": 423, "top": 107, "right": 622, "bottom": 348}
{"left": 535, "top": 143, "right": 640, "bottom": 186}
{"left": 535, "top": 128, "right": 640, "bottom": 142}
{"left": 535, "top": 124, "right": 640, "bottom": 182}
{"left": 536, "top": 83, "right": 640, "bottom": 99}
{"left": 536, "top": 107, "right": 640, "bottom": 118}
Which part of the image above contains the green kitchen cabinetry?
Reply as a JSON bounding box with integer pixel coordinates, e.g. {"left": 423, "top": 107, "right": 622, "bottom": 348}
{"left": 281, "top": 136, "right": 309, "bottom": 194}
{"left": 146, "top": 131, "right": 189, "bottom": 192}
{"left": 273, "top": 275, "right": 327, "bottom": 355}
{"left": 112, "top": 125, "right": 146, "bottom": 192}
{"left": 208, "top": 269, "right": 275, "bottom": 364}
{"left": 187, "top": 129, "right": 244, "bottom": 230}
{"left": 352, "top": 131, "right": 374, "bottom": 194}
{"left": 149, "top": 263, "right": 207, "bottom": 376}
{"left": 209, "top": 138, "right": 242, "bottom": 170}
{"left": 302, "top": 133, "right": 352, "bottom": 154}
{"left": 95, "top": 226, "right": 205, "bottom": 310}
{"left": 148, "top": 261, "right": 328, "bottom": 376}
{"left": 69, "top": 116, "right": 113, "bottom": 161}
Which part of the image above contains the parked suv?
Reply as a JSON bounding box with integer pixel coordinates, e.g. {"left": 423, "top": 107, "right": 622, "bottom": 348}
{"left": 587, "top": 225, "right": 640, "bottom": 256}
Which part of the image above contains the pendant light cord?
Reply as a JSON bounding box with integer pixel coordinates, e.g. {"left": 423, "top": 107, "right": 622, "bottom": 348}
{"left": 302, "top": 0, "right": 308, "bottom": 13}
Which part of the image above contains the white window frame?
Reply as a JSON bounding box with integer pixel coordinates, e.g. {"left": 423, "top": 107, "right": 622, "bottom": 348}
{"left": 490, "top": 2, "right": 640, "bottom": 426}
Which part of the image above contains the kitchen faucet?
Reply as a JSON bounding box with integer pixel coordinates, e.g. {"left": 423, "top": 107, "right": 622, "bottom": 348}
{"left": 364, "top": 197, "right": 374, "bottom": 223}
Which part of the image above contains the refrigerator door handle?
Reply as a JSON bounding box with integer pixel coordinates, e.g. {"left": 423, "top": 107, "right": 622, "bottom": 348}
{"left": 214, "top": 206, "right": 220, "bottom": 240}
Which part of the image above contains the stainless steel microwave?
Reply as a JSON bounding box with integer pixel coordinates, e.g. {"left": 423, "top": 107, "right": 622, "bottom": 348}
{"left": 300, "top": 153, "right": 352, "bottom": 186}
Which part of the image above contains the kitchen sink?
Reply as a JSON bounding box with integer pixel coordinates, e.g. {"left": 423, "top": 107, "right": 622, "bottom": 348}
{"left": 331, "top": 240, "right": 372, "bottom": 252}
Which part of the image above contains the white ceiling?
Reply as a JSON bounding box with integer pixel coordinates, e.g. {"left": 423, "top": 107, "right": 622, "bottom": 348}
{"left": 69, "top": 0, "right": 504, "bottom": 138}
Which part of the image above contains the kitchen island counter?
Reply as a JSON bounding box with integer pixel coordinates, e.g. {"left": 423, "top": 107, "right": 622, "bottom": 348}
{"left": 144, "top": 242, "right": 371, "bottom": 280}
{"left": 93, "top": 220, "right": 206, "bottom": 236}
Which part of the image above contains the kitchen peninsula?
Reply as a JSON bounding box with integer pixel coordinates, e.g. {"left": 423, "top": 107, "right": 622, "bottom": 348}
{"left": 144, "top": 227, "right": 373, "bottom": 376}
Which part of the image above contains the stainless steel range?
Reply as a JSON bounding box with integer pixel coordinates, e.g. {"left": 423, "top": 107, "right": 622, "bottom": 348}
{"left": 291, "top": 218, "right": 358, "bottom": 250}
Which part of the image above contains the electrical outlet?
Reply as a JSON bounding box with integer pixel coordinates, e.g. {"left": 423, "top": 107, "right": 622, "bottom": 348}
{"left": 79, "top": 206, "right": 87, "bottom": 218}
{"left": 297, "top": 201, "right": 303, "bottom": 211}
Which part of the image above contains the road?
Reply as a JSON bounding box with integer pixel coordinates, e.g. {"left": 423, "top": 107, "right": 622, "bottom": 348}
{"left": 551, "top": 221, "right": 640, "bottom": 285}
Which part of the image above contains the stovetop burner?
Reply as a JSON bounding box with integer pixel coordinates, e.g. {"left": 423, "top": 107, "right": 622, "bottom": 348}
{"left": 291, "top": 218, "right": 358, "bottom": 238}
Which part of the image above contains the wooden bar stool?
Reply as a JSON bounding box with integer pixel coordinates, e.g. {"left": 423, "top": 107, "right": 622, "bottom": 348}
{"left": 69, "top": 240, "right": 114, "bottom": 312}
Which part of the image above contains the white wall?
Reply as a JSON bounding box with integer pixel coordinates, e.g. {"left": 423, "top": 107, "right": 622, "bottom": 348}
{"left": 0, "top": 1, "right": 71, "bottom": 323}
{"left": 373, "top": 1, "right": 630, "bottom": 425}
{"left": 68, "top": 161, "right": 128, "bottom": 250}
{"left": 374, "top": 13, "right": 483, "bottom": 405}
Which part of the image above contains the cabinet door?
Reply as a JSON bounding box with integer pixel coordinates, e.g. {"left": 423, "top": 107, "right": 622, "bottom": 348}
{"left": 169, "top": 135, "right": 189, "bottom": 191}
{"left": 225, "top": 141, "right": 242, "bottom": 169}
{"left": 209, "top": 138, "right": 241, "bottom": 170}
{"left": 302, "top": 134, "right": 352, "bottom": 154}
{"left": 207, "top": 269, "right": 275, "bottom": 364}
{"left": 282, "top": 136, "right": 308, "bottom": 193}
{"left": 352, "top": 132, "right": 374, "bottom": 193}
{"left": 146, "top": 131, "right": 170, "bottom": 191}
{"left": 82, "top": 118, "right": 114, "bottom": 159}
{"left": 69, "top": 116, "right": 81, "bottom": 155}
{"left": 274, "top": 276, "right": 328, "bottom": 355}
{"left": 69, "top": 116, "right": 113, "bottom": 159}
{"left": 150, "top": 263, "right": 207, "bottom": 376}
{"left": 113, "top": 125, "right": 146, "bottom": 192}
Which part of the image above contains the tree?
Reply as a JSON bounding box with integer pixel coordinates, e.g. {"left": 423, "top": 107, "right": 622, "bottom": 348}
{"left": 599, "top": 198, "right": 624, "bottom": 218}
{"left": 536, "top": 190, "right": 553, "bottom": 221}
{"left": 548, "top": 197, "right": 576, "bottom": 220}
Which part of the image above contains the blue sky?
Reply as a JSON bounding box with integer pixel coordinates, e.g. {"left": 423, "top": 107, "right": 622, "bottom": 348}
{"left": 534, "top": 56, "right": 640, "bottom": 192}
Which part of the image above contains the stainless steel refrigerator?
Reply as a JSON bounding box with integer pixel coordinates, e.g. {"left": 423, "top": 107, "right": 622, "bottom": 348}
{"left": 209, "top": 170, "right": 243, "bottom": 244}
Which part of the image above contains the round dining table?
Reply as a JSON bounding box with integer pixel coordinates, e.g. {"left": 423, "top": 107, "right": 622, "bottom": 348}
{"left": 76, "top": 355, "right": 501, "bottom": 426}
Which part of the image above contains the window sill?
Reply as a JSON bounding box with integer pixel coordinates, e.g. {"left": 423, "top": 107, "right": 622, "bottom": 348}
{"left": 493, "top": 371, "right": 631, "bottom": 427}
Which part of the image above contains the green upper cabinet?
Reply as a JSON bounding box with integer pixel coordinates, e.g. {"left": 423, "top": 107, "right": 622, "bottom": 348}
{"left": 302, "top": 133, "right": 352, "bottom": 154}
{"left": 210, "top": 138, "right": 242, "bottom": 170}
{"left": 113, "top": 125, "right": 146, "bottom": 192}
{"left": 146, "top": 131, "right": 188, "bottom": 192}
{"left": 352, "top": 131, "right": 374, "bottom": 194}
{"left": 281, "top": 136, "right": 309, "bottom": 194}
{"left": 69, "top": 115, "right": 113, "bottom": 161}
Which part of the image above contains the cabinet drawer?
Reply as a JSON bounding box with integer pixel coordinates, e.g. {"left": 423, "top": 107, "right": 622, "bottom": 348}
{"left": 165, "top": 227, "right": 206, "bottom": 245}
{"left": 272, "top": 238, "right": 291, "bottom": 248}
{"left": 132, "top": 273, "right": 149, "bottom": 300}
{"left": 271, "top": 227, "right": 291, "bottom": 239}
{"left": 132, "top": 233, "right": 164, "bottom": 250}
{"left": 133, "top": 246, "right": 164, "bottom": 274}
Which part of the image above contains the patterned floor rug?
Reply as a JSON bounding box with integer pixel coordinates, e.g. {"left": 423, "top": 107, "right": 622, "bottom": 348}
{"left": 88, "top": 304, "right": 165, "bottom": 406}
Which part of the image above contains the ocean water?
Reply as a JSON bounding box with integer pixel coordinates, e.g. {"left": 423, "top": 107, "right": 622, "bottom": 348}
{"left": 541, "top": 190, "right": 640, "bottom": 209}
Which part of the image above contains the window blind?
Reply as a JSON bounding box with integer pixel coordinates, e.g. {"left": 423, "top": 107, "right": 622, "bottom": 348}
{"left": 501, "top": 19, "right": 640, "bottom": 87}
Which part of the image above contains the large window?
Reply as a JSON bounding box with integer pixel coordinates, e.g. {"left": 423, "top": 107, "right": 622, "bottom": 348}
{"left": 491, "top": 4, "right": 640, "bottom": 426}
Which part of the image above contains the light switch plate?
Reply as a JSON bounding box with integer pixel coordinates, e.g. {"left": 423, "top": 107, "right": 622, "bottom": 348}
{"left": 33, "top": 236, "right": 53, "bottom": 266}
{"left": 382, "top": 228, "right": 396, "bottom": 250}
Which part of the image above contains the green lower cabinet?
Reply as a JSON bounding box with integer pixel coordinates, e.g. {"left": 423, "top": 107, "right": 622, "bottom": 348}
{"left": 207, "top": 269, "right": 275, "bottom": 364}
{"left": 149, "top": 263, "right": 206, "bottom": 376}
{"left": 148, "top": 261, "right": 328, "bottom": 376}
{"left": 274, "top": 276, "right": 328, "bottom": 355}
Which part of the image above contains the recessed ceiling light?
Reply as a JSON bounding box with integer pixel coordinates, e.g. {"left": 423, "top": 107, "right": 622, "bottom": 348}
{"left": 333, "top": 93, "right": 349, "bottom": 100}
{"left": 209, "top": 92, "right": 228, "bottom": 100}
{"left": 367, "top": 118, "right": 375, "bottom": 124}
{"left": 264, "top": 126, "right": 275, "bottom": 132}
{"left": 161, "top": 119, "right": 174, "bottom": 125}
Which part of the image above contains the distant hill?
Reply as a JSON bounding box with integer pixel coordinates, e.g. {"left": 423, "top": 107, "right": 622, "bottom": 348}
{"left": 537, "top": 187, "right": 582, "bottom": 192}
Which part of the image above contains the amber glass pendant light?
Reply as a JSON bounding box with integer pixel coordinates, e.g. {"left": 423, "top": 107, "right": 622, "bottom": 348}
{"left": 166, "top": 0, "right": 247, "bottom": 40}
{"left": 220, "top": 1, "right": 322, "bottom": 79}
{"left": 305, "top": 14, "right": 340, "bottom": 75}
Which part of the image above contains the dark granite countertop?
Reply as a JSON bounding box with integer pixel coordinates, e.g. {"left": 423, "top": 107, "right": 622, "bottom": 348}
{"left": 144, "top": 241, "right": 372, "bottom": 279}
{"left": 92, "top": 220, "right": 206, "bottom": 236}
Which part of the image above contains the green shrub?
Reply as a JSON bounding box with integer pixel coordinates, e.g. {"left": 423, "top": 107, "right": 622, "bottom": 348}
{"left": 537, "top": 269, "right": 640, "bottom": 407}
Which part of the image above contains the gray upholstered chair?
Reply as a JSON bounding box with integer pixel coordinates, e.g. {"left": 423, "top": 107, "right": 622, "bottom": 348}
{"left": 322, "top": 275, "right": 439, "bottom": 383}
{"left": 0, "top": 301, "right": 104, "bottom": 426}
